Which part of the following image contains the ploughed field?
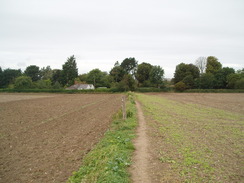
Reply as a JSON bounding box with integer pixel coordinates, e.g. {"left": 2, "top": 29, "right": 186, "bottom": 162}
{"left": 0, "top": 93, "right": 122, "bottom": 183}
{"left": 137, "top": 93, "right": 244, "bottom": 182}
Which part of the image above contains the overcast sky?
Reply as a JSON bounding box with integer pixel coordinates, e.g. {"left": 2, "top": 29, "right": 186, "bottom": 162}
{"left": 0, "top": 0, "right": 244, "bottom": 78}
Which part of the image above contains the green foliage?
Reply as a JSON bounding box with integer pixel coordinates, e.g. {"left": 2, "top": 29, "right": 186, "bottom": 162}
{"left": 196, "top": 73, "right": 215, "bottom": 89}
{"left": 119, "top": 74, "right": 137, "bottom": 91}
{"left": 0, "top": 68, "right": 22, "bottom": 88}
{"left": 120, "top": 57, "right": 138, "bottom": 75}
{"left": 235, "top": 78, "right": 244, "bottom": 89}
{"left": 24, "top": 65, "right": 40, "bottom": 81}
{"left": 174, "top": 81, "right": 187, "bottom": 92}
{"left": 136, "top": 62, "right": 152, "bottom": 85}
{"left": 86, "top": 69, "right": 109, "bottom": 88}
{"left": 110, "top": 65, "right": 126, "bottom": 83}
{"left": 227, "top": 70, "right": 244, "bottom": 89}
{"left": 51, "top": 69, "right": 63, "bottom": 86}
{"left": 206, "top": 56, "right": 222, "bottom": 74}
{"left": 52, "top": 81, "right": 62, "bottom": 89}
{"left": 174, "top": 63, "right": 200, "bottom": 84}
{"left": 214, "top": 67, "right": 235, "bottom": 89}
{"left": 182, "top": 75, "right": 194, "bottom": 89}
{"left": 0, "top": 67, "right": 3, "bottom": 88}
{"left": 14, "top": 76, "right": 33, "bottom": 89}
{"left": 40, "top": 66, "right": 53, "bottom": 80}
{"left": 67, "top": 97, "right": 137, "bottom": 183}
{"left": 62, "top": 55, "right": 78, "bottom": 86}
{"left": 78, "top": 73, "right": 88, "bottom": 83}
{"left": 34, "top": 79, "right": 52, "bottom": 89}
{"left": 149, "top": 65, "right": 164, "bottom": 87}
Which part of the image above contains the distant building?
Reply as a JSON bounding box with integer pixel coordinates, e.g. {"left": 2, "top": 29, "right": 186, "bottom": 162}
{"left": 66, "top": 84, "right": 95, "bottom": 90}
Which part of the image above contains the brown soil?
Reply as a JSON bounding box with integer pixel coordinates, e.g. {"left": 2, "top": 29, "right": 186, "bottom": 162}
{"left": 0, "top": 93, "right": 122, "bottom": 183}
{"left": 130, "top": 101, "right": 151, "bottom": 183}
{"left": 148, "top": 93, "right": 244, "bottom": 114}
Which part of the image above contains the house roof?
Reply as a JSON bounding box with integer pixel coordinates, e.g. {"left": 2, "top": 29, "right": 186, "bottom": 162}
{"left": 66, "top": 84, "right": 94, "bottom": 90}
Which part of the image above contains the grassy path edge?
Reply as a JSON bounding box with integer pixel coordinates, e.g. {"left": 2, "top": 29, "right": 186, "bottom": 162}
{"left": 67, "top": 93, "right": 137, "bottom": 183}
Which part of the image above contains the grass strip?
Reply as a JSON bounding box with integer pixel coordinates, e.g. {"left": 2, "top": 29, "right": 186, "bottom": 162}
{"left": 67, "top": 93, "right": 137, "bottom": 183}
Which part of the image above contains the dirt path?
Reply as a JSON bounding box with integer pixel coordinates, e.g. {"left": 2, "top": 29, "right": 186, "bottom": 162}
{"left": 130, "top": 101, "right": 151, "bottom": 183}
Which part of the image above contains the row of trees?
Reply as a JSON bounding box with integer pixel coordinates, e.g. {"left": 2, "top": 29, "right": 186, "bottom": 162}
{"left": 0, "top": 56, "right": 165, "bottom": 91}
{"left": 173, "top": 56, "right": 244, "bottom": 91}
{"left": 1, "top": 55, "right": 243, "bottom": 91}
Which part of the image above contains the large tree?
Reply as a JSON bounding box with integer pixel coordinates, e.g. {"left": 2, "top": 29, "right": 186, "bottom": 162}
{"left": 51, "top": 69, "right": 63, "bottom": 86}
{"left": 40, "top": 66, "right": 53, "bottom": 80}
{"left": 136, "top": 62, "right": 152, "bottom": 85}
{"left": 206, "top": 56, "right": 222, "bottom": 74}
{"left": 109, "top": 65, "right": 125, "bottom": 83}
{"left": 120, "top": 57, "right": 138, "bottom": 75}
{"left": 227, "top": 69, "right": 244, "bottom": 89}
{"left": 195, "top": 57, "right": 207, "bottom": 74}
{"left": 117, "top": 74, "right": 136, "bottom": 91}
{"left": 14, "top": 76, "right": 33, "bottom": 89}
{"left": 149, "top": 65, "right": 164, "bottom": 88}
{"left": 214, "top": 67, "right": 235, "bottom": 89}
{"left": 174, "top": 63, "right": 200, "bottom": 84}
{"left": 196, "top": 73, "right": 215, "bottom": 89}
{"left": 24, "top": 65, "right": 40, "bottom": 81}
{"left": 1, "top": 68, "right": 22, "bottom": 88}
{"left": 62, "top": 55, "right": 78, "bottom": 86}
{"left": 0, "top": 67, "right": 3, "bottom": 88}
{"left": 86, "top": 69, "right": 108, "bottom": 87}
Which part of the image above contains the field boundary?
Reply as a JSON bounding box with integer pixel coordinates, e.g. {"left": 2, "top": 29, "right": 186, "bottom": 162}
{"left": 67, "top": 93, "right": 137, "bottom": 183}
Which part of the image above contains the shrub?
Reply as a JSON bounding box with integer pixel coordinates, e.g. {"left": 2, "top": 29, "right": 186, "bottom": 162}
{"left": 14, "top": 76, "right": 33, "bottom": 89}
{"left": 235, "top": 78, "right": 244, "bottom": 89}
{"left": 174, "top": 81, "right": 187, "bottom": 92}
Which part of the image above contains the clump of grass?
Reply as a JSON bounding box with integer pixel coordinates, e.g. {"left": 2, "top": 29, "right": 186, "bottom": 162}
{"left": 67, "top": 95, "right": 137, "bottom": 183}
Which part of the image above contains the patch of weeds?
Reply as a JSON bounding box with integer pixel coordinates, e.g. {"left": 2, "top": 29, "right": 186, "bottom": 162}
{"left": 67, "top": 95, "right": 137, "bottom": 183}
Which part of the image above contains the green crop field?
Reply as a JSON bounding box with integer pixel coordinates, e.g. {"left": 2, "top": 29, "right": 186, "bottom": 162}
{"left": 136, "top": 93, "right": 244, "bottom": 182}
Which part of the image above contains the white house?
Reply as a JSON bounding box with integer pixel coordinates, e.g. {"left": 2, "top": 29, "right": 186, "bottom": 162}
{"left": 66, "top": 84, "right": 95, "bottom": 90}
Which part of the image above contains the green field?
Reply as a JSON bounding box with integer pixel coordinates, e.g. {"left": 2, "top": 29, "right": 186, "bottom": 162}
{"left": 137, "top": 93, "right": 244, "bottom": 182}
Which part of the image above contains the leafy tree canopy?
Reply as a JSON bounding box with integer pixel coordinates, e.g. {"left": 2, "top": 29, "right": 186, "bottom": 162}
{"left": 109, "top": 65, "right": 125, "bottom": 83}
{"left": 51, "top": 69, "right": 63, "bottom": 86}
{"left": 214, "top": 67, "right": 235, "bottom": 89}
{"left": 40, "top": 66, "right": 53, "bottom": 80}
{"left": 136, "top": 62, "right": 153, "bottom": 85}
{"left": 14, "top": 76, "right": 33, "bottom": 89}
{"left": 25, "top": 65, "right": 40, "bottom": 82}
{"left": 174, "top": 63, "right": 200, "bottom": 84}
{"left": 149, "top": 65, "right": 164, "bottom": 87}
{"left": 1, "top": 68, "right": 22, "bottom": 88}
{"left": 206, "top": 56, "right": 222, "bottom": 74}
{"left": 62, "top": 55, "right": 78, "bottom": 86}
{"left": 120, "top": 57, "right": 138, "bottom": 75}
{"left": 86, "top": 69, "right": 108, "bottom": 87}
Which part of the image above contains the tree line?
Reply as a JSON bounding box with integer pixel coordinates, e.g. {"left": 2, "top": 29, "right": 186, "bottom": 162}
{"left": 0, "top": 56, "right": 164, "bottom": 91}
{"left": 173, "top": 56, "right": 244, "bottom": 91}
{"left": 0, "top": 55, "right": 243, "bottom": 91}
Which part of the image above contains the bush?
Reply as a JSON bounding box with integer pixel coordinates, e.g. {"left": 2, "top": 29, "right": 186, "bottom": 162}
{"left": 14, "top": 76, "right": 33, "bottom": 89}
{"left": 235, "top": 78, "right": 244, "bottom": 89}
{"left": 174, "top": 81, "right": 187, "bottom": 92}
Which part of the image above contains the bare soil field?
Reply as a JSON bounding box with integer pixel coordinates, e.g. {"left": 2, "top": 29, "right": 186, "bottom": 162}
{"left": 149, "top": 93, "right": 244, "bottom": 114}
{"left": 0, "top": 93, "right": 122, "bottom": 183}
